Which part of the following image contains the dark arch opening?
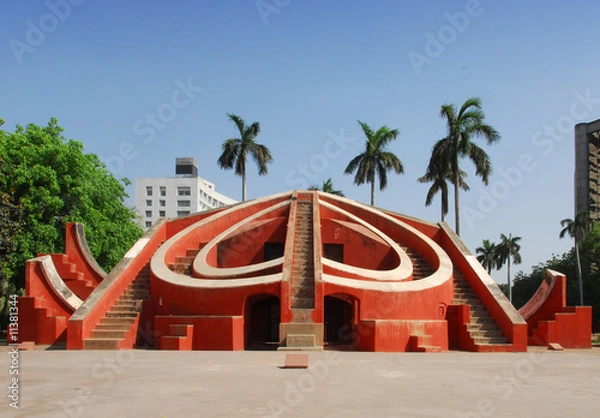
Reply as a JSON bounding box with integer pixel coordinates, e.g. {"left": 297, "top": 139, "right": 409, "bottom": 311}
{"left": 245, "top": 294, "right": 280, "bottom": 350}
{"left": 324, "top": 294, "right": 357, "bottom": 348}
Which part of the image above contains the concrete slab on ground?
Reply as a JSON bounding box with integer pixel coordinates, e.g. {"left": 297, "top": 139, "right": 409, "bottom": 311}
{"left": 1, "top": 346, "right": 599, "bottom": 417}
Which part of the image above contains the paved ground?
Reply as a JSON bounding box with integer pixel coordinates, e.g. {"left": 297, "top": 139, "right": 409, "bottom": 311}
{"left": 1, "top": 346, "right": 599, "bottom": 418}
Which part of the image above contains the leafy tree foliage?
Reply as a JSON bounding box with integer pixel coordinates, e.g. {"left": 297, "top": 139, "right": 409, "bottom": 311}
{"left": 217, "top": 113, "right": 273, "bottom": 202}
{"left": 475, "top": 239, "right": 501, "bottom": 274}
{"left": 432, "top": 97, "right": 500, "bottom": 235}
{"left": 496, "top": 233, "right": 522, "bottom": 303}
{"left": 419, "top": 142, "right": 469, "bottom": 222}
{"left": 559, "top": 212, "right": 592, "bottom": 305}
{"left": 308, "top": 178, "right": 345, "bottom": 196}
{"left": 344, "top": 120, "right": 403, "bottom": 206}
{"left": 510, "top": 223, "right": 600, "bottom": 331}
{"left": 0, "top": 118, "right": 143, "bottom": 324}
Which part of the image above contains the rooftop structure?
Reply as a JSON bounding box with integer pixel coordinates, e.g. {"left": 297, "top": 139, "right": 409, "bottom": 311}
{"left": 575, "top": 119, "right": 600, "bottom": 221}
{"left": 135, "top": 157, "right": 236, "bottom": 230}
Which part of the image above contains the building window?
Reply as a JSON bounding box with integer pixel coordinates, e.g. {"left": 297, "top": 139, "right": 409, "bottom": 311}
{"left": 145, "top": 221, "right": 152, "bottom": 228}
{"left": 177, "top": 200, "right": 191, "bottom": 207}
{"left": 160, "top": 186, "right": 166, "bottom": 196}
{"left": 145, "top": 210, "right": 152, "bottom": 218}
{"left": 146, "top": 186, "right": 153, "bottom": 196}
{"left": 177, "top": 211, "right": 190, "bottom": 217}
{"left": 159, "top": 210, "right": 166, "bottom": 217}
{"left": 146, "top": 200, "right": 152, "bottom": 207}
{"left": 159, "top": 200, "right": 166, "bottom": 207}
{"left": 178, "top": 186, "right": 191, "bottom": 196}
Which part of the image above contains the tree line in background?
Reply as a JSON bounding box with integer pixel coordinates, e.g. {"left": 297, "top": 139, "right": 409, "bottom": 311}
{"left": 0, "top": 118, "right": 143, "bottom": 327}
{"left": 219, "top": 97, "right": 500, "bottom": 238}
{"left": 505, "top": 220, "right": 599, "bottom": 331}
{"left": 219, "top": 103, "right": 598, "bottom": 328}
{"left": 1, "top": 97, "right": 595, "bottom": 328}
{"left": 476, "top": 212, "right": 598, "bottom": 330}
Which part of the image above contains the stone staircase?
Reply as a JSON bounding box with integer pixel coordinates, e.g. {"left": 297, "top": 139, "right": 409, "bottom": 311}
{"left": 279, "top": 195, "right": 323, "bottom": 351}
{"left": 452, "top": 271, "right": 509, "bottom": 347}
{"left": 290, "top": 200, "right": 314, "bottom": 310}
{"left": 83, "top": 264, "right": 151, "bottom": 349}
{"left": 168, "top": 244, "right": 206, "bottom": 275}
{"left": 51, "top": 254, "right": 96, "bottom": 299}
{"left": 399, "top": 245, "right": 434, "bottom": 280}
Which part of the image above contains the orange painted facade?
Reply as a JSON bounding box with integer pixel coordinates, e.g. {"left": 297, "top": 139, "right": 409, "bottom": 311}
{"left": 11, "top": 191, "right": 590, "bottom": 352}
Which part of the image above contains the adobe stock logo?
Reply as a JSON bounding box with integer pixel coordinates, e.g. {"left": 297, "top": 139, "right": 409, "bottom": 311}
{"left": 255, "top": 0, "right": 292, "bottom": 26}
{"left": 9, "top": 0, "right": 85, "bottom": 64}
{"left": 284, "top": 129, "right": 355, "bottom": 190}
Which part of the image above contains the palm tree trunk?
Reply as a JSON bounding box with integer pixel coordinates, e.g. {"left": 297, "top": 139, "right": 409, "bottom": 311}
{"left": 575, "top": 242, "right": 584, "bottom": 305}
{"left": 242, "top": 174, "right": 246, "bottom": 202}
{"left": 454, "top": 170, "right": 461, "bottom": 236}
{"left": 370, "top": 180, "right": 375, "bottom": 206}
{"left": 507, "top": 257, "right": 512, "bottom": 303}
{"left": 441, "top": 202, "right": 445, "bottom": 223}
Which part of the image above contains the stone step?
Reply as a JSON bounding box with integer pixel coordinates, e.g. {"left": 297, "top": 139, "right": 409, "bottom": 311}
{"left": 186, "top": 249, "right": 201, "bottom": 257}
{"left": 452, "top": 298, "right": 482, "bottom": 306}
{"left": 96, "top": 322, "right": 131, "bottom": 331}
{"left": 468, "top": 328, "right": 505, "bottom": 338}
{"left": 121, "top": 293, "right": 150, "bottom": 300}
{"left": 474, "top": 336, "right": 509, "bottom": 345}
{"left": 169, "top": 263, "right": 192, "bottom": 274}
{"left": 100, "top": 316, "right": 136, "bottom": 325}
{"left": 291, "top": 285, "right": 314, "bottom": 298}
{"left": 291, "top": 297, "right": 314, "bottom": 309}
{"left": 175, "top": 256, "right": 195, "bottom": 264}
{"left": 469, "top": 305, "right": 487, "bottom": 313}
{"left": 286, "top": 334, "right": 316, "bottom": 348}
{"left": 106, "top": 310, "right": 139, "bottom": 318}
{"left": 466, "top": 322, "right": 498, "bottom": 332}
{"left": 113, "top": 300, "right": 142, "bottom": 309}
{"left": 92, "top": 329, "right": 128, "bottom": 339}
{"left": 84, "top": 338, "right": 122, "bottom": 350}
{"left": 470, "top": 316, "right": 495, "bottom": 325}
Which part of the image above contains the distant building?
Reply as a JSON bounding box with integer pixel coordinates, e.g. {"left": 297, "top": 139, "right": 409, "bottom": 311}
{"left": 575, "top": 119, "right": 600, "bottom": 222}
{"left": 135, "top": 158, "right": 237, "bottom": 230}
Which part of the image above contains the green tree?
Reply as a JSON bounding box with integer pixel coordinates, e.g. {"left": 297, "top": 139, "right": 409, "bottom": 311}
{"left": 217, "top": 113, "right": 273, "bottom": 202}
{"left": 344, "top": 120, "right": 403, "bottom": 206}
{"left": 560, "top": 212, "right": 592, "bottom": 305}
{"left": 496, "top": 233, "right": 522, "bottom": 303}
{"left": 432, "top": 97, "right": 500, "bottom": 235}
{"left": 419, "top": 144, "right": 468, "bottom": 222}
{"left": 509, "top": 224, "right": 600, "bottom": 330}
{"left": 0, "top": 118, "right": 143, "bottom": 326}
{"left": 308, "top": 178, "right": 345, "bottom": 196}
{"left": 475, "top": 239, "right": 500, "bottom": 274}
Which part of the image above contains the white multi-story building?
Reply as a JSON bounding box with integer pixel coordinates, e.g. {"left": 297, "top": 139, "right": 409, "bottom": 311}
{"left": 135, "top": 158, "right": 237, "bottom": 230}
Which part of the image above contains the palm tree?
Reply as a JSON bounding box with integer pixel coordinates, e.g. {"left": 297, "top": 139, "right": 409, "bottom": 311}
{"left": 308, "top": 178, "right": 345, "bottom": 196}
{"left": 432, "top": 97, "right": 500, "bottom": 235}
{"left": 419, "top": 144, "right": 469, "bottom": 222}
{"left": 560, "top": 212, "right": 591, "bottom": 305}
{"left": 496, "top": 233, "right": 522, "bottom": 303}
{"left": 217, "top": 113, "right": 273, "bottom": 202}
{"left": 344, "top": 121, "right": 403, "bottom": 206}
{"left": 475, "top": 239, "right": 500, "bottom": 274}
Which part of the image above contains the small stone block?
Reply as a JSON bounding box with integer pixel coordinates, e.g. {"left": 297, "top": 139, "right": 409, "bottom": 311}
{"left": 287, "top": 334, "right": 315, "bottom": 347}
{"left": 18, "top": 341, "right": 36, "bottom": 351}
{"left": 548, "top": 342, "right": 564, "bottom": 351}
{"left": 284, "top": 354, "right": 309, "bottom": 369}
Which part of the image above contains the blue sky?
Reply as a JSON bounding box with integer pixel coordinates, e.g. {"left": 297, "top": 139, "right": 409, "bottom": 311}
{"left": 2, "top": 0, "right": 599, "bottom": 284}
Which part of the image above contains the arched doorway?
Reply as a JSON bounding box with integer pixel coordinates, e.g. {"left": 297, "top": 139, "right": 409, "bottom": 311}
{"left": 324, "top": 294, "right": 357, "bottom": 347}
{"left": 245, "top": 294, "right": 280, "bottom": 350}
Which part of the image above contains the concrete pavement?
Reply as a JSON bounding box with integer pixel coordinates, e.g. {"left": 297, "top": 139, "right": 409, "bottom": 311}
{"left": 1, "top": 346, "right": 599, "bottom": 418}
